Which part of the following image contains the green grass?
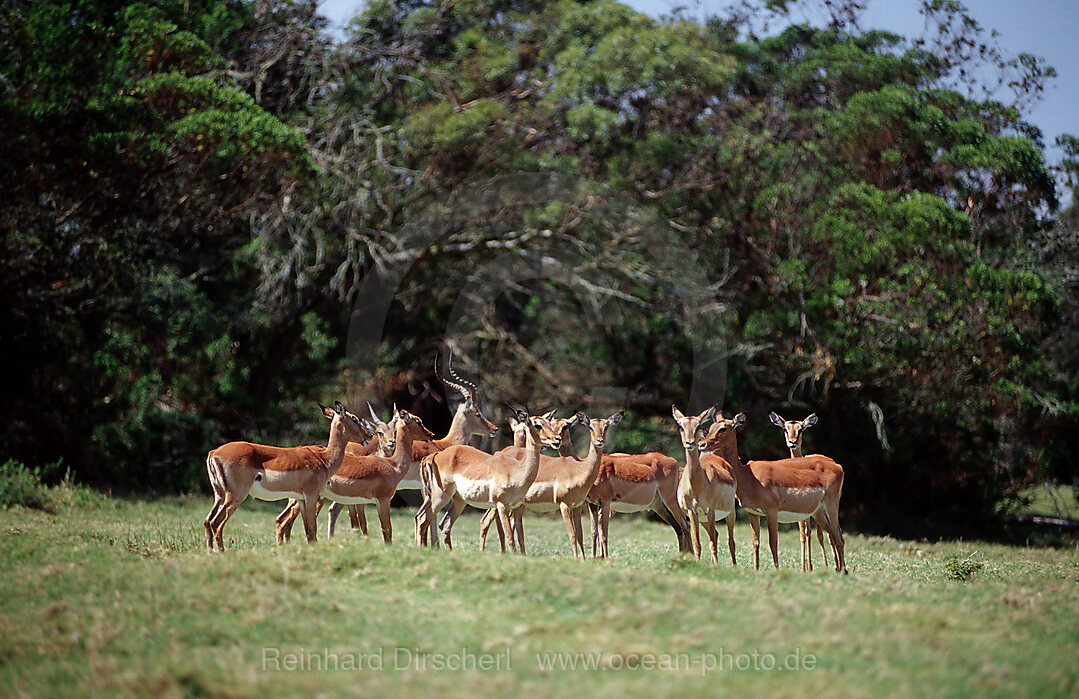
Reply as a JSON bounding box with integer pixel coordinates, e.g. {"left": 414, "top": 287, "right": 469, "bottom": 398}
{"left": 2, "top": 484, "right": 1078, "bottom": 697}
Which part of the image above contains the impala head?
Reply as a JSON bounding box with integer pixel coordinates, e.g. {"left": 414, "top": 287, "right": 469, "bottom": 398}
{"left": 436, "top": 352, "right": 499, "bottom": 437}
{"left": 368, "top": 401, "right": 399, "bottom": 454}
{"left": 395, "top": 408, "right": 436, "bottom": 443}
{"left": 698, "top": 411, "right": 747, "bottom": 452}
{"left": 768, "top": 411, "right": 817, "bottom": 451}
{"left": 318, "top": 401, "right": 374, "bottom": 445}
{"left": 509, "top": 406, "right": 563, "bottom": 450}
{"left": 672, "top": 404, "right": 716, "bottom": 450}
{"left": 509, "top": 409, "right": 561, "bottom": 446}
{"left": 575, "top": 410, "right": 624, "bottom": 450}
{"left": 549, "top": 410, "right": 577, "bottom": 444}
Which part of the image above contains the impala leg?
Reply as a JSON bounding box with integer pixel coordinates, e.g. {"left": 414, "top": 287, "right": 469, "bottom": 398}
{"left": 328, "top": 502, "right": 342, "bottom": 538}
{"left": 478, "top": 508, "right": 498, "bottom": 551}
{"left": 819, "top": 508, "right": 840, "bottom": 570}
{"left": 587, "top": 502, "right": 600, "bottom": 558}
{"left": 350, "top": 505, "right": 368, "bottom": 536}
{"left": 814, "top": 513, "right": 830, "bottom": 568}
{"left": 688, "top": 509, "right": 702, "bottom": 560}
{"left": 274, "top": 500, "right": 299, "bottom": 545}
{"left": 799, "top": 521, "right": 809, "bottom": 572}
{"left": 212, "top": 491, "right": 245, "bottom": 551}
{"left": 205, "top": 492, "right": 224, "bottom": 552}
{"left": 821, "top": 504, "right": 846, "bottom": 573}
{"left": 440, "top": 494, "right": 467, "bottom": 550}
{"left": 377, "top": 498, "right": 392, "bottom": 544}
{"left": 559, "top": 502, "right": 579, "bottom": 559}
{"left": 495, "top": 502, "right": 516, "bottom": 554}
{"left": 766, "top": 514, "right": 780, "bottom": 569}
{"left": 571, "top": 505, "right": 585, "bottom": 559}
{"left": 704, "top": 509, "right": 719, "bottom": 565}
{"left": 204, "top": 459, "right": 226, "bottom": 551}
{"left": 416, "top": 484, "right": 446, "bottom": 548}
{"left": 725, "top": 512, "right": 737, "bottom": 566}
{"left": 599, "top": 501, "right": 611, "bottom": 559}
{"left": 438, "top": 509, "right": 453, "bottom": 536}
{"left": 748, "top": 513, "right": 761, "bottom": 570}
{"left": 300, "top": 496, "right": 319, "bottom": 543}
{"left": 415, "top": 504, "right": 427, "bottom": 547}
{"left": 514, "top": 507, "right": 526, "bottom": 555}
{"left": 204, "top": 501, "right": 221, "bottom": 551}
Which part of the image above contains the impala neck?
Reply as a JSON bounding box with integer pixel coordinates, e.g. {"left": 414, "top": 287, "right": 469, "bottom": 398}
{"left": 323, "top": 417, "right": 351, "bottom": 478}
{"left": 579, "top": 436, "right": 605, "bottom": 485}
{"left": 557, "top": 425, "right": 578, "bottom": 458}
{"left": 391, "top": 423, "right": 418, "bottom": 475}
{"left": 710, "top": 434, "right": 745, "bottom": 472}
{"left": 435, "top": 404, "right": 471, "bottom": 449}
{"left": 683, "top": 442, "right": 703, "bottom": 480}
{"left": 519, "top": 424, "right": 544, "bottom": 482}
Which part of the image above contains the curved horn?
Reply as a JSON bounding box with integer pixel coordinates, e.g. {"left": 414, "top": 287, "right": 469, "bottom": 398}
{"left": 435, "top": 351, "right": 474, "bottom": 404}
{"left": 446, "top": 352, "right": 479, "bottom": 404}
{"left": 367, "top": 401, "right": 383, "bottom": 425}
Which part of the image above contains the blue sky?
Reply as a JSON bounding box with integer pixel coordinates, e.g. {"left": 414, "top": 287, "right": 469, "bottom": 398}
{"left": 316, "top": 0, "right": 1076, "bottom": 171}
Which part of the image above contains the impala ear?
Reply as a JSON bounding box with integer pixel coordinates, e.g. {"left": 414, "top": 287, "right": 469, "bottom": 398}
{"left": 768, "top": 411, "right": 784, "bottom": 427}
{"left": 803, "top": 413, "right": 818, "bottom": 429}
{"left": 734, "top": 412, "right": 747, "bottom": 428}
{"left": 573, "top": 411, "right": 589, "bottom": 426}
{"left": 700, "top": 405, "right": 716, "bottom": 423}
{"left": 334, "top": 400, "right": 346, "bottom": 415}
{"left": 672, "top": 404, "right": 685, "bottom": 421}
{"left": 608, "top": 410, "right": 624, "bottom": 425}
{"left": 359, "top": 418, "right": 376, "bottom": 434}
{"left": 319, "top": 402, "right": 336, "bottom": 420}
{"left": 542, "top": 408, "right": 558, "bottom": 420}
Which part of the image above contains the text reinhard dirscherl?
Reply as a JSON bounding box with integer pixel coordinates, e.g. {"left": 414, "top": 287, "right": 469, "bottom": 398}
{"left": 261, "top": 647, "right": 817, "bottom": 675}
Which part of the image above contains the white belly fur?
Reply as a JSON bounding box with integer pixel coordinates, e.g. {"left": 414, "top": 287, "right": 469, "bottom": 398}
{"left": 691, "top": 506, "right": 736, "bottom": 520}
{"left": 455, "top": 476, "right": 496, "bottom": 508}
{"left": 741, "top": 505, "right": 814, "bottom": 524}
{"left": 249, "top": 480, "right": 303, "bottom": 502}
{"left": 610, "top": 502, "right": 651, "bottom": 513}
{"left": 326, "top": 493, "right": 379, "bottom": 505}
{"left": 524, "top": 502, "right": 560, "bottom": 514}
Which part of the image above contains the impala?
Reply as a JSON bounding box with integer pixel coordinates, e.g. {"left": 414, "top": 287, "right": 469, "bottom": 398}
{"left": 202, "top": 401, "right": 372, "bottom": 551}
{"left": 330, "top": 354, "right": 498, "bottom": 537}
{"left": 482, "top": 410, "right": 573, "bottom": 553}
{"left": 274, "top": 402, "right": 406, "bottom": 541}
{"left": 768, "top": 411, "right": 830, "bottom": 571}
{"left": 699, "top": 412, "right": 846, "bottom": 572}
{"left": 480, "top": 410, "right": 623, "bottom": 557}
{"left": 323, "top": 402, "right": 401, "bottom": 538}
{"left": 415, "top": 408, "right": 561, "bottom": 553}
{"left": 276, "top": 408, "right": 434, "bottom": 544}
{"left": 586, "top": 450, "right": 689, "bottom": 559}
{"left": 672, "top": 405, "right": 737, "bottom": 565}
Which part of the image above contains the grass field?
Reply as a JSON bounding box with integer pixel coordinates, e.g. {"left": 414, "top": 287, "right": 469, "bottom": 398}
{"left": 1, "top": 483, "right": 1077, "bottom": 697}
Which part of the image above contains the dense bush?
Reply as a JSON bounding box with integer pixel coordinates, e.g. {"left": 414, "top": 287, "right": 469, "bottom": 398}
{"left": 1, "top": 0, "right": 1075, "bottom": 530}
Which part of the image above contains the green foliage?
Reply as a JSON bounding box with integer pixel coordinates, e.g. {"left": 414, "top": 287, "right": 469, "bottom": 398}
{"left": 1, "top": 0, "right": 1076, "bottom": 530}
{"left": 944, "top": 552, "right": 985, "bottom": 581}
{"left": 0, "top": 461, "right": 52, "bottom": 511}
